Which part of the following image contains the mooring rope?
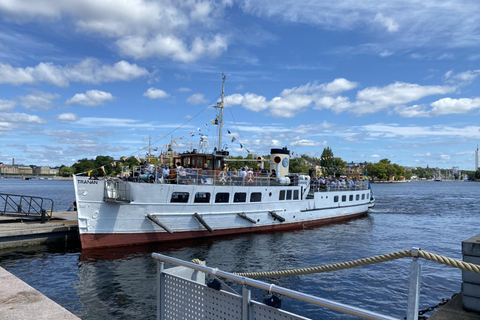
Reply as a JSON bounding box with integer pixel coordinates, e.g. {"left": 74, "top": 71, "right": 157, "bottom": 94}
{"left": 233, "top": 249, "right": 480, "bottom": 278}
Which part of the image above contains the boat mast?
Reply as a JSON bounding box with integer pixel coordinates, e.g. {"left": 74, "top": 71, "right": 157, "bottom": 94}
{"left": 148, "top": 135, "right": 151, "bottom": 156}
{"left": 218, "top": 74, "right": 225, "bottom": 151}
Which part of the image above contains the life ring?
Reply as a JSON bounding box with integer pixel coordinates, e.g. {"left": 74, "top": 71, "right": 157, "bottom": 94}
{"left": 246, "top": 172, "right": 254, "bottom": 184}
{"left": 218, "top": 171, "right": 227, "bottom": 183}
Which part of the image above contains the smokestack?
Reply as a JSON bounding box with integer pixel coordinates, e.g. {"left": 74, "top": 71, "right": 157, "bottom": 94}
{"left": 12, "top": 158, "right": 14, "bottom": 166}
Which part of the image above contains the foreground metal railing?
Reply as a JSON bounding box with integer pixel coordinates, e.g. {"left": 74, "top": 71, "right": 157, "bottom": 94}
{"left": 152, "top": 252, "right": 415, "bottom": 320}
{"left": 0, "top": 193, "right": 53, "bottom": 221}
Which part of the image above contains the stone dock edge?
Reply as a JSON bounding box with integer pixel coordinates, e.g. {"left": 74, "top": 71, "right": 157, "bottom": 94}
{"left": 0, "top": 266, "right": 80, "bottom": 319}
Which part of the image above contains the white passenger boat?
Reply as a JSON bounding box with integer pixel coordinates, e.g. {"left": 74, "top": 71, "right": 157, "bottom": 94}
{"left": 73, "top": 77, "right": 374, "bottom": 249}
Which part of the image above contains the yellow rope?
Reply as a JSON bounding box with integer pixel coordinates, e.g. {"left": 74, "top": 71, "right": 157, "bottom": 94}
{"left": 233, "top": 249, "right": 480, "bottom": 278}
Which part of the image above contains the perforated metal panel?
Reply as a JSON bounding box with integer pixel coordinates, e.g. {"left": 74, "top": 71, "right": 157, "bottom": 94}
{"left": 161, "top": 271, "right": 312, "bottom": 320}
{"left": 251, "top": 301, "right": 311, "bottom": 320}
{"left": 162, "top": 273, "right": 242, "bottom": 320}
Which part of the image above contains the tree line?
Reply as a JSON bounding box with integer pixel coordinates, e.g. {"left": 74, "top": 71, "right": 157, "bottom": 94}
{"left": 58, "top": 149, "right": 479, "bottom": 181}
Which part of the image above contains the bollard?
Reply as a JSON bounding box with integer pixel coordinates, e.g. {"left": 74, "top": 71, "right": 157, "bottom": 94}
{"left": 40, "top": 209, "right": 46, "bottom": 224}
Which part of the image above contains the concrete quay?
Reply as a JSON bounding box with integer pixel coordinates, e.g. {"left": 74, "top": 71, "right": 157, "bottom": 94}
{"left": 0, "top": 211, "right": 78, "bottom": 249}
{"left": 430, "top": 293, "right": 480, "bottom": 320}
{"left": 0, "top": 266, "right": 79, "bottom": 319}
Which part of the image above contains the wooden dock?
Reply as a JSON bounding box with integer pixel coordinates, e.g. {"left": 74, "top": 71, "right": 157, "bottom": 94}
{"left": 0, "top": 211, "right": 78, "bottom": 249}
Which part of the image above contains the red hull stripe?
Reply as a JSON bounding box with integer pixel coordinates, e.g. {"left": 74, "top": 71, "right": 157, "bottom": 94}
{"left": 80, "top": 211, "right": 368, "bottom": 249}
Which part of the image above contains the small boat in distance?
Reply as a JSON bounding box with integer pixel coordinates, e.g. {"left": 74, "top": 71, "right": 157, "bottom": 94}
{"left": 73, "top": 76, "right": 374, "bottom": 249}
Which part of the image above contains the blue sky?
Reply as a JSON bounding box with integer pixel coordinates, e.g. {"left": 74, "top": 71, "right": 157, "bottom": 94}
{"left": 1, "top": 0, "right": 480, "bottom": 170}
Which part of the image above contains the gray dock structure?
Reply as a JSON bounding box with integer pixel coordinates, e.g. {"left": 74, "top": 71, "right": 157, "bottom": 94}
{"left": 0, "top": 211, "right": 78, "bottom": 249}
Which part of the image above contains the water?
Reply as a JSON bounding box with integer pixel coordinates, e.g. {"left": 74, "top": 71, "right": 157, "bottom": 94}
{"left": 0, "top": 179, "right": 479, "bottom": 319}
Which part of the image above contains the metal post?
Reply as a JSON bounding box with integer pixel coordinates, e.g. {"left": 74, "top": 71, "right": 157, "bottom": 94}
{"left": 406, "top": 247, "right": 421, "bottom": 320}
{"left": 157, "top": 261, "right": 165, "bottom": 320}
{"left": 242, "top": 284, "right": 250, "bottom": 320}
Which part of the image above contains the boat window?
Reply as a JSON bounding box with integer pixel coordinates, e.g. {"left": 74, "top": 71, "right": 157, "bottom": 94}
{"left": 349, "top": 195, "right": 353, "bottom": 201}
{"left": 356, "top": 194, "right": 359, "bottom": 201}
{"left": 279, "top": 190, "right": 286, "bottom": 200}
{"left": 197, "top": 157, "right": 204, "bottom": 168}
{"left": 293, "top": 190, "right": 299, "bottom": 200}
{"left": 362, "top": 194, "right": 365, "bottom": 200}
{"left": 342, "top": 195, "right": 347, "bottom": 202}
{"left": 250, "top": 192, "right": 262, "bottom": 202}
{"left": 215, "top": 192, "right": 229, "bottom": 203}
{"left": 234, "top": 192, "right": 247, "bottom": 203}
{"left": 171, "top": 192, "right": 189, "bottom": 203}
{"left": 286, "top": 190, "right": 292, "bottom": 200}
{"left": 334, "top": 196, "right": 339, "bottom": 202}
{"left": 194, "top": 192, "right": 210, "bottom": 203}
{"left": 214, "top": 159, "right": 221, "bottom": 169}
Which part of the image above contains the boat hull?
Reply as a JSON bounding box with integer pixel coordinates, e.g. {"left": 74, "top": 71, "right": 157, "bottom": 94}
{"left": 80, "top": 210, "right": 368, "bottom": 249}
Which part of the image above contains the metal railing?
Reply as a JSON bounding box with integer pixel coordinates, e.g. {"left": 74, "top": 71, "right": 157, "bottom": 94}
{"left": 152, "top": 253, "right": 420, "bottom": 320}
{"left": 0, "top": 193, "right": 53, "bottom": 221}
{"left": 121, "top": 167, "right": 304, "bottom": 187}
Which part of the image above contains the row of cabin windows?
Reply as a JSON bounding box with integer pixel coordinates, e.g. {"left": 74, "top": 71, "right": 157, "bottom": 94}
{"left": 333, "top": 193, "right": 369, "bottom": 203}
{"left": 171, "top": 192, "right": 263, "bottom": 204}
{"left": 332, "top": 193, "right": 369, "bottom": 203}
{"left": 279, "top": 190, "right": 299, "bottom": 201}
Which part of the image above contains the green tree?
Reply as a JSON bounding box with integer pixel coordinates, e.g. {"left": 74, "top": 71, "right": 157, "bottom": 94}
{"left": 320, "top": 147, "right": 334, "bottom": 175}
{"left": 475, "top": 169, "right": 480, "bottom": 180}
{"left": 59, "top": 165, "right": 75, "bottom": 177}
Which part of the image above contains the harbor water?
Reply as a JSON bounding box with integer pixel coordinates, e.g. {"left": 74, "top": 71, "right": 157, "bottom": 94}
{"left": 0, "top": 179, "right": 479, "bottom": 319}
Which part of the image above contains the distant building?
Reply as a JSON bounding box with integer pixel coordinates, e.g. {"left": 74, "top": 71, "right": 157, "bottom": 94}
{"left": 18, "top": 166, "right": 33, "bottom": 174}
{"left": 33, "top": 166, "right": 60, "bottom": 175}
{"left": 345, "top": 161, "right": 367, "bottom": 180}
{"left": 0, "top": 165, "right": 18, "bottom": 174}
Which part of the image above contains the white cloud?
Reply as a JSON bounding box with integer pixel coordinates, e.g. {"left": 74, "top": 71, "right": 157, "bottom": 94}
{"left": 395, "top": 97, "right": 480, "bottom": 117}
{"left": 178, "top": 87, "right": 191, "bottom": 92}
{"left": 66, "top": 90, "right": 115, "bottom": 107}
{"left": 0, "top": 59, "right": 148, "bottom": 87}
{"left": 18, "top": 90, "right": 60, "bottom": 111}
{"left": 57, "top": 113, "right": 78, "bottom": 121}
{"left": 0, "top": 112, "right": 45, "bottom": 124}
{"left": 354, "top": 82, "right": 456, "bottom": 114}
{"left": 0, "top": 0, "right": 231, "bottom": 62}
{"left": 0, "top": 99, "right": 15, "bottom": 111}
{"left": 225, "top": 78, "right": 356, "bottom": 118}
{"left": 187, "top": 93, "right": 208, "bottom": 105}
{"left": 239, "top": 1, "right": 480, "bottom": 50}
{"left": 444, "top": 69, "right": 480, "bottom": 86}
{"left": 370, "top": 154, "right": 380, "bottom": 158}
{"left": 144, "top": 88, "right": 170, "bottom": 99}
{"left": 373, "top": 13, "right": 399, "bottom": 32}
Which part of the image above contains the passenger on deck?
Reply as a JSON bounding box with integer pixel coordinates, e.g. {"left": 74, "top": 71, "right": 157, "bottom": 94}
{"left": 270, "top": 169, "right": 277, "bottom": 178}
{"left": 162, "top": 165, "right": 170, "bottom": 181}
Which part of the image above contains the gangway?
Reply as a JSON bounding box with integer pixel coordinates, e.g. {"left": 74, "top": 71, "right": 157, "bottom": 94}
{"left": 0, "top": 193, "right": 53, "bottom": 222}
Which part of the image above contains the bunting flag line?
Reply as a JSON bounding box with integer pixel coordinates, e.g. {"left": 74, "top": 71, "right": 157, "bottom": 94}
{"left": 190, "top": 132, "right": 194, "bottom": 136}
{"left": 100, "top": 166, "right": 106, "bottom": 174}
{"left": 227, "top": 129, "right": 231, "bottom": 134}
{"left": 174, "top": 140, "right": 179, "bottom": 146}
{"left": 111, "top": 162, "right": 116, "bottom": 167}
{"left": 240, "top": 143, "right": 243, "bottom": 149}
{"left": 87, "top": 170, "right": 92, "bottom": 177}
{"left": 122, "top": 156, "right": 127, "bottom": 161}
{"left": 231, "top": 136, "right": 236, "bottom": 142}
{"left": 135, "top": 155, "right": 141, "bottom": 163}
{"left": 153, "top": 147, "right": 158, "bottom": 151}
{"left": 246, "top": 149, "right": 250, "bottom": 153}
{"left": 179, "top": 136, "right": 184, "bottom": 139}
{"left": 197, "top": 127, "right": 201, "bottom": 132}
{"left": 210, "top": 119, "right": 215, "bottom": 124}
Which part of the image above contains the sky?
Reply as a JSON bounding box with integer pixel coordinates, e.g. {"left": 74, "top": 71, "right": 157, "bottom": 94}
{"left": 1, "top": 0, "right": 480, "bottom": 171}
